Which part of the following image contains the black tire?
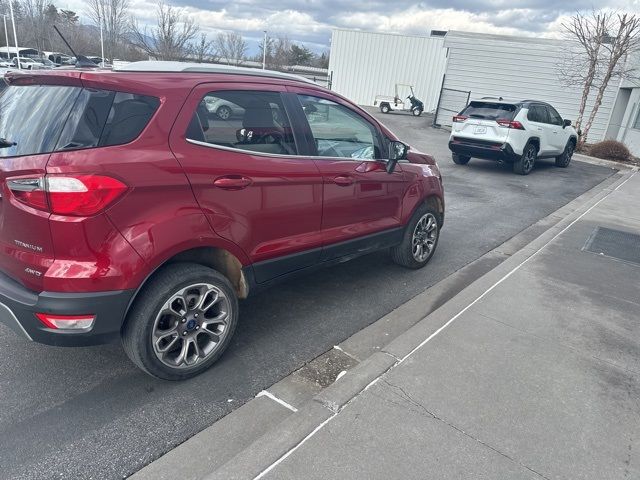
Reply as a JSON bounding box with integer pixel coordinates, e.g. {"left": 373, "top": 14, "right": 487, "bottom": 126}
{"left": 452, "top": 153, "right": 471, "bottom": 165}
{"left": 380, "top": 103, "right": 390, "bottom": 114}
{"left": 390, "top": 204, "right": 441, "bottom": 269}
{"left": 412, "top": 108, "right": 422, "bottom": 117}
{"left": 122, "top": 262, "right": 239, "bottom": 381}
{"left": 513, "top": 143, "right": 537, "bottom": 175}
{"left": 555, "top": 141, "right": 575, "bottom": 168}
{"left": 216, "top": 105, "right": 232, "bottom": 120}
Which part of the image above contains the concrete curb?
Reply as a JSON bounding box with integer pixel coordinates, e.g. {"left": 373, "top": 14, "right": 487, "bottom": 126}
{"left": 573, "top": 152, "right": 639, "bottom": 170}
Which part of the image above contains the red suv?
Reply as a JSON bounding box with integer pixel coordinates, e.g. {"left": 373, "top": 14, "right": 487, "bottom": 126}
{"left": 0, "top": 62, "right": 444, "bottom": 380}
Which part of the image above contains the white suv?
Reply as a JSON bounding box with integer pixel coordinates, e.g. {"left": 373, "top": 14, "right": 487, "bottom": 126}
{"left": 448, "top": 99, "right": 578, "bottom": 175}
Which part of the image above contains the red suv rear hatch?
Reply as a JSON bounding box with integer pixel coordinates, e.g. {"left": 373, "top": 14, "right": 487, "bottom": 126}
{"left": 0, "top": 80, "right": 84, "bottom": 291}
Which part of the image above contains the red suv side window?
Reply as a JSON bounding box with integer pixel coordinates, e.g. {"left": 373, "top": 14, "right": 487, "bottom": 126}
{"left": 186, "top": 90, "right": 298, "bottom": 156}
{"left": 297, "top": 94, "right": 382, "bottom": 160}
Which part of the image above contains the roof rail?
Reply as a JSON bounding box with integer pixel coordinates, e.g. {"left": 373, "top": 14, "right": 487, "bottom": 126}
{"left": 115, "top": 61, "right": 314, "bottom": 84}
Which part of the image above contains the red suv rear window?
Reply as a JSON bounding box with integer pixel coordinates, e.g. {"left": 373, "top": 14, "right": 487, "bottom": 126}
{"left": 0, "top": 85, "right": 159, "bottom": 158}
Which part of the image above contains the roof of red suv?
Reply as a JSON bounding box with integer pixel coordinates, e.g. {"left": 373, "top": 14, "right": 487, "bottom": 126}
{"left": 3, "top": 61, "right": 323, "bottom": 102}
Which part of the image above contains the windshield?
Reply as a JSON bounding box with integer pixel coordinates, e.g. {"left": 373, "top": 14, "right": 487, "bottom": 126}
{"left": 0, "top": 85, "right": 81, "bottom": 157}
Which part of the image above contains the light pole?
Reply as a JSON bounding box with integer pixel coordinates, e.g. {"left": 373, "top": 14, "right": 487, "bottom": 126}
{"left": 262, "top": 30, "right": 267, "bottom": 70}
{"left": 2, "top": 15, "right": 9, "bottom": 63}
{"left": 8, "top": 0, "right": 19, "bottom": 69}
{"left": 99, "top": 12, "right": 105, "bottom": 67}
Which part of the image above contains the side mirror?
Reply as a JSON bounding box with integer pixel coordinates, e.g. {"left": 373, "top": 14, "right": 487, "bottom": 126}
{"left": 387, "top": 141, "right": 408, "bottom": 173}
{"left": 563, "top": 119, "right": 571, "bottom": 128}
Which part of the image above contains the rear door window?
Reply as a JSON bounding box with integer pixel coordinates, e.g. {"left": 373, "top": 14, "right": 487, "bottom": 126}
{"left": 461, "top": 101, "right": 517, "bottom": 121}
{"left": 185, "top": 90, "right": 297, "bottom": 156}
{"left": 0, "top": 85, "right": 159, "bottom": 158}
{"left": 527, "top": 105, "right": 549, "bottom": 124}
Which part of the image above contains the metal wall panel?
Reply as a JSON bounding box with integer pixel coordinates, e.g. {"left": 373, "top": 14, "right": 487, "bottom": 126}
{"left": 442, "top": 31, "right": 619, "bottom": 142}
{"left": 328, "top": 29, "right": 448, "bottom": 112}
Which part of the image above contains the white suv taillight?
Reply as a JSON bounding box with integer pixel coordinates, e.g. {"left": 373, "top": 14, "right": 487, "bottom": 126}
{"left": 496, "top": 119, "right": 525, "bottom": 130}
{"left": 6, "top": 174, "right": 127, "bottom": 216}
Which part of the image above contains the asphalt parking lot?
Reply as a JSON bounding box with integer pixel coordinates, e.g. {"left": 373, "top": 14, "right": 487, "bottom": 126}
{"left": 0, "top": 109, "right": 617, "bottom": 480}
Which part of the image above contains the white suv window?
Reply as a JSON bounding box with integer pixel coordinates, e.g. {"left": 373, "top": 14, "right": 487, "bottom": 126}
{"left": 527, "top": 105, "right": 549, "bottom": 124}
{"left": 462, "top": 101, "right": 517, "bottom": 120}
{"left": 546, "top": 106, "right": 564, "bottom": 126}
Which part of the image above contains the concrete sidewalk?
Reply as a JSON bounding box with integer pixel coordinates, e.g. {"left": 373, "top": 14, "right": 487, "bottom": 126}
{"left": 207, "top": 168, "right": 640, "bottom": 480}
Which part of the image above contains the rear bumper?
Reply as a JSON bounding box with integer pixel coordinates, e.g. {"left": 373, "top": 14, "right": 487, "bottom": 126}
{"left": 0, "top": 271, "right": 134, "bottom": 346}
{"left": 449, "top": 138, "right": 520, "bottom": 162}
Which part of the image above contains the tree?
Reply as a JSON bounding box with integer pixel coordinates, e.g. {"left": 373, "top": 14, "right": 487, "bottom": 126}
{"left": 129, "top": 1, "right": 199, "bottom": 61}
{"left": 59, "top": 9, "right": 78, "bottom": 25}
{"left": 289, "top": 43, "right": 313, "bottom": 66}
{"left": 86, "top": 0, "right": 129, "bottom": 61}
{"left": 561, "top": 11, "right": 640, "bottom": 146}
{"left": 256, "top": 34, "right": 274, "bottom": 67}
{"left": 271, "top": 35, "right": 292, "bottom": 68}
{"left": 22, "top": 0, "right": 50, "bottom": 53}
{"left": 315, "top": 50, "right": 329, "bottom": 69}
{"left": 214, "top": 31, "right": 246, "bottom": 66}
{"left": 192, "top": 32, "right": 215, "bottom": 62}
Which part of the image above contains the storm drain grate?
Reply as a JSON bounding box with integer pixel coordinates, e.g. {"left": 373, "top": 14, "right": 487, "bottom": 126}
{"left": 583, "top": 226, "right": 640, "bottom": 265}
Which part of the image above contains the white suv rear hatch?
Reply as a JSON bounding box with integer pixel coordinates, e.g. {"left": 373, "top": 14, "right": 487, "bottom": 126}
{"left": 452, "top": 101, "right": 519, "bottom": 145}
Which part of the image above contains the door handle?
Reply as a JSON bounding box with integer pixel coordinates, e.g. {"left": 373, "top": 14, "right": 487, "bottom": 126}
{"left": 333, "top": 175, "right": 355, "bottom": 186}
{"left": 213, "top": 175, "right": 252, "bottom": 190}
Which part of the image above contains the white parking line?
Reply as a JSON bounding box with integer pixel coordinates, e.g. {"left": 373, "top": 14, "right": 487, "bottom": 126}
{"left": 256, "top": 390, "right": 298, "bottom": 413}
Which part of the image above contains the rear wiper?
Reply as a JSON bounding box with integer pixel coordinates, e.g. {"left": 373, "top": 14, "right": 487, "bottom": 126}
{"left": 0, "top": 138, "right": 16, "bottom": 148}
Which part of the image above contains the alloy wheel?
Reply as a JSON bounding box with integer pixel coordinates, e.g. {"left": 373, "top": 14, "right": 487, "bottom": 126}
{"left": 217, "top": 106, "right": 231, "bottom": 120}
{"left": 152, "top": 283, "right": 231, "bottom": 369}
{"left": 412, "top": 213, "right": 438, "bottom": 262}
{"left": 523, "top": 147, "right": 535, "bottom": 172}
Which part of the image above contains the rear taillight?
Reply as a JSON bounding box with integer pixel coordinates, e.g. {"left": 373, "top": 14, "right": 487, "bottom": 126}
{"left": 453, "top": 115, "right": 468, "bottom": 123}
{"left": 496, "top": 119, "right": 525, "bottom": 130}
{"left": 5, "top": 178, "right": 48, "bottom": 210}
{"left": 36, "top": 313, "right": 95, "bottom": 330}
{"left": 6, "top": 174, "right": 127, "bottom": 216}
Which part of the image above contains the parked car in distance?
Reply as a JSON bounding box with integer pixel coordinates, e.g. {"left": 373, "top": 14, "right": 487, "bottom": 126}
{"left": 0, "top": 59, "right": 12, "bottom": 68}
{"left": 0, "top": 62, "right": 445, "bottom": 380}
{"left": 37, "top": 58, "right": 60, "bottom": 68}
{"left": 203, "top": 96, "right": 244, "bottom": 119}
{"left": 448, "top": 98, "right": 578, "bottom": 175}
{"left": 11, "top": 57, "right": 45, "bottom": 70}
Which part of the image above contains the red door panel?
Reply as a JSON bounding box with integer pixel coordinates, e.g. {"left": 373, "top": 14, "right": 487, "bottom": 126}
{"left": 169, "top": 83, "right": 323, "bottom": 281}
{"left": 315, "top": 159, "right": 406, "bottom": 246}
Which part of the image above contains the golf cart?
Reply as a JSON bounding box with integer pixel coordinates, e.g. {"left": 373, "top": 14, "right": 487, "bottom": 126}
{"left": 374, "top": 84, "right": 424, "bottom": 116}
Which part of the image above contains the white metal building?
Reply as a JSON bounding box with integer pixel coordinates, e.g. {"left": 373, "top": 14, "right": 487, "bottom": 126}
{"left": 329, "top": 28, "right": 624, "bottom": 146}
{"left": 328, "top": 29, "right": 447, "bottom": 112}
{"left": 437, "top": 31, "right": 619, "bottom": 142}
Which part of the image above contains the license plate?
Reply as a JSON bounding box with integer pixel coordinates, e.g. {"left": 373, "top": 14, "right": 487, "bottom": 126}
{"left": 474, "top": 126, "right": 487, "bottom": 134}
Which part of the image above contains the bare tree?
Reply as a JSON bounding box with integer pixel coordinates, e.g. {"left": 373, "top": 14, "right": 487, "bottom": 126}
{"left": 561, "top": 11, "right": 640, "bottom": 145}
{"left": 86, "top": 0, "right": 129, "bottom": 61}
{"left": 214, "top": 31, "right": 246, "bottom": 66}
{"left": 271, "top": 35, "right": 291, "bottom": 69}
{"left": 22, "top": 0, "right": 49, "bottom": 53}
{"left": 193, "top": 32, "right": 215, "bottom": 62}
{"left": 129, "top": 1, "right": 198, "bottom": 61}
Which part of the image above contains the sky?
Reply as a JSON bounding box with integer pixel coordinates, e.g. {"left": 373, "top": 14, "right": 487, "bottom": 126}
{"left": 63, "top": 0, "right": 640, "bottom": 55}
